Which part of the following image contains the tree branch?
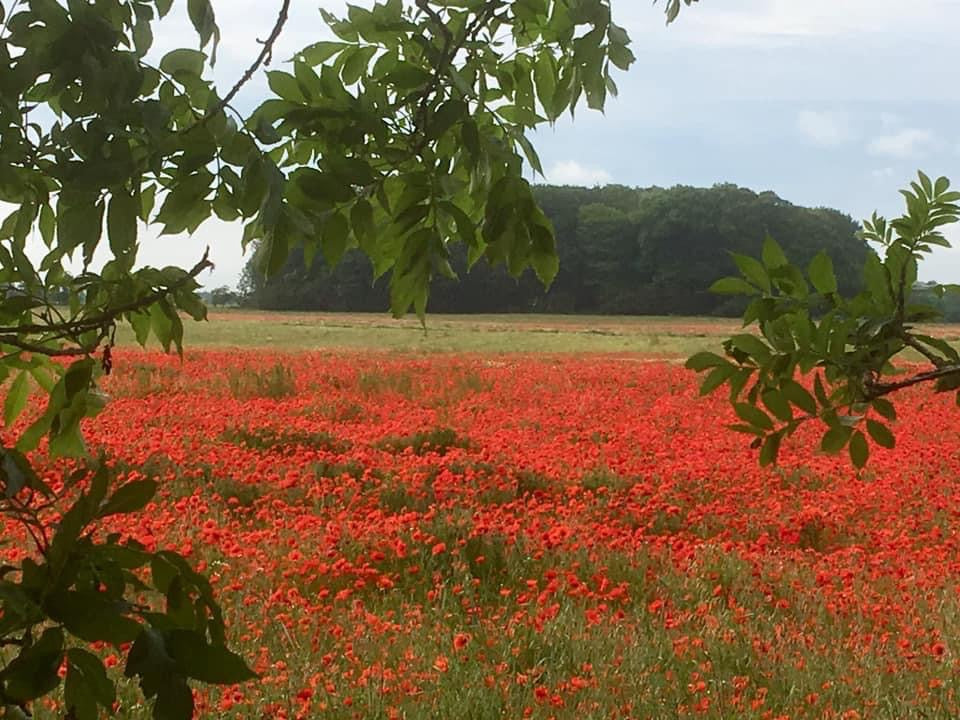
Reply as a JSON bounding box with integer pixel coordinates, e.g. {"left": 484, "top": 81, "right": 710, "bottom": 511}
{"left": 866, "top": 363, "right": 960, "bottom": 398}
{"left": 201, "top": 0, "right": 291, "bottom": 125}
{"left": 0, "top": 332, "right": 107, "bottom": 357}
{"left": 410, "top": 0, "right": 501, "bottom": 150}
{"left": 0, "top": 249, "right": 212, "bottom": 355}
{"left": 902, "top": 334, "right": 949, "bottom": 367}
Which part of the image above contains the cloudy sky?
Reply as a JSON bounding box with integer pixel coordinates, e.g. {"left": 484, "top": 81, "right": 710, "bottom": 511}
{"left": 131, "top": 0, "right": 960, "bottom": 288}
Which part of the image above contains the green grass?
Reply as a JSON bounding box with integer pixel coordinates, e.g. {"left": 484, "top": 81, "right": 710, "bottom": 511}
{"left": 113, "top": 310, "right": 739, "bottom": 355}
{"left": 112, "top": 310, "right": 960, "bottom": 358}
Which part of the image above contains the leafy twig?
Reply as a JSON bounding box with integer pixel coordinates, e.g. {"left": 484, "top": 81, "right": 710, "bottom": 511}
{"left": 410, "top": 0, "right": 501, "bottom": 149}
{"left": 902, "top": 334, "right": 948, "bottom": 367}
{"left": 0, "top": 249, "right": 212, "bottom": 356}
{"left": 202, "top": 0, "right": 291, "bottom": 125}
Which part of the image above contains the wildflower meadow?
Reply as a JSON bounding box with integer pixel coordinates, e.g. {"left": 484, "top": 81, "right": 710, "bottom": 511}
{"left": 7, "top": 347, "right": 960, "bottom": 719}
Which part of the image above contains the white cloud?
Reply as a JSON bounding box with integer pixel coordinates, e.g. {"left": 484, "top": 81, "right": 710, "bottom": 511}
{"left": 796, "top": 110, "right": 853, "bottom": 147}
{"left": 660, "top": 0, "right": 952, "bottom": 48}
{"left": 546, "top": 161, "right": 613, "bottom": 186}
{"left": 867, "top": 129, "right": 936, "bottom": 158}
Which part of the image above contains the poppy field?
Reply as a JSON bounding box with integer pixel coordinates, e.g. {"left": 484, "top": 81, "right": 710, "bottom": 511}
{"left": 9, "top": 344, "right": 960, "bottom": 719}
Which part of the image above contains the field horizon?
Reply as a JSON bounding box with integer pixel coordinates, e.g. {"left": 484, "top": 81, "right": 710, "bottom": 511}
{"left": 113, "top": 310, "right": 960, "bottom": 359}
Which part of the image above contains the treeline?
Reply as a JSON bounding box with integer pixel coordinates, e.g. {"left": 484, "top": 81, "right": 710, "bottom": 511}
{"left": 912, "top": 283, "right": 960, "bottom": 322}
{"left": 240, "top": 183, "right": 869, "bottom": 316}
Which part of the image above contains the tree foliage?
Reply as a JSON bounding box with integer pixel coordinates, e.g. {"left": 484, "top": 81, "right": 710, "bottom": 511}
{"left": 243, "top": 183, "right": 867, "bottom": 315}
{"left": 0, "top": 0, "right": 688, "bottom": 715}
{"left": 687, "top": 172, "right": 960, "bottom": 469}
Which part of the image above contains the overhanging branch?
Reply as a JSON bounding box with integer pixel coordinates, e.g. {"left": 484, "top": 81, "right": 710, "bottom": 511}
{"left": 201, "top": 0, "right": 291, "bottom": 125}
{"left": 0, "top": 249, "right": 212, "bottom": 357}
{"left": 866, "top": 363, "right": 960, "bottom": 398}
{"left": 410, "top": 0, "right": 501, "bottom": 150}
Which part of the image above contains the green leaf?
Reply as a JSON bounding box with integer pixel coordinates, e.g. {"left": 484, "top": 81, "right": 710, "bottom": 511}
{"left": 154, "top": 674, "right": 194, "bottom": 720}
{"left": 460, "top": 120, "right": 480, "bottom": 160}
{"left": 731, "top": 253, "right": 771, "bottom": 292}
{"left": 149, "top": 300, "right": 174, "bottom": 351}
{"left": 781, "top": 380, "right": 816, "bottom": 415}
{"left": 813, "top": 373, "right": 830, "bottom": 407}
{"left": 65, "top": 649, "right": 116, "bottom": 720}
{"left": 608, "top": 42, "right": 634, "bottom": 71}
{"left": 187, "top": 0, "right": 220, "bottom": 62}
{"left": 934, "top": 176, "right": 951, "bottom": 197}
{"left": 124, "top": 628, "right": 172, "bottom": 697}
{"left": 386, "top": 63, "right": 431, "bottom": 89}
{"left": 935, "top": 372, "right": 960, "bottom": 393}
{"left": 46, "top": 591, "right": 143, "bottom": 643}
{"left": 871, "top": 398, "right": 897, "bottom": 421}
{"left": 299, "top": 41, "right": 350, "bottom": 65}
{"left": 140, "top": 185, "right": 157, "bottom": 222}
{"left": 4, "top": 371, "right": 29, "bottom": 427}
{"left": 133, "top": 14, "right": 154, "bottom": 58}
{"left": 759, "top": 431, "right": 782, "bottom": 467}
{"left": 165, "top": 630, "right": 258, "bottom": 684}
{"left": 340, "top": 46, "right": 377, "bottom": 86}
{"left": 57, "top": 195, "right": 104, "bottom": 266}
{"left": 108, "top": 190, "right": 139, "bottom": 261}
{"left": 496, "top": 104, "right": 545, "bottom": 127}
{"left": 99, "top": 479, "right": 158, "bottom": 517}
{"left": 761, "top": 235, "right": 788, "bottom": 269}
{"left": 534, "top": 52, "right": 558, "bottom": 116}
{"left": 129, "top": 310, "right": 151, "bottom": 347}
{"left": 699, "top": 364, "right": 736, "bottom": 396}
{"left": 820, "top": 426, "right": 851, "bottom": 454}
{"left": 3, "top": 627, "right": 64, "bottom": 702}
{"left": 350, "top": 199, "right": 374, "bottom": 244}
{"left": 266, "top": 70, "right": 304, "bottom": 103}
{"left": 38, "top": 203, "right": 55, "bottom": 247}
{"left": 528, "top": 224, "right": 558, "bottom": 286}
{"left": 709, "top": 277, "right": 758, "bottom": 295}
{"left": 849, "top": 430, "right": 869, "bottom": 468}
{"left": 761, "top": 390, "right": 793, "bottom": 422}
{"left": 729, "top": 334, "right": 771, "bottom": 363}
{"left": 1, "top": 447, "right": 47, "bottom": 498}
{"left": 322, "top": 212, "right": 350, "bottom": 267}
{"left": 808, "top": 251, "right": 838, "bottom": 295}
{"left": 866, "top": 419, "right": 895, "bottom": 449}
{"left": 685, "top": 352, "right": 729, "bottom": 372}
{"left": 154, "top": 170, "right": 214, "bottom": 235}
{"left": 159, "top": 49, "right": 206, "bottom": 78}
{"left": 151, "top": 556, "right": 179, "bottom": 594}
{"left": 292, "top": 168, "right": 354, "bottom": 204}
{"left": 733, "top": 403, "right": 774, "bottom": 431}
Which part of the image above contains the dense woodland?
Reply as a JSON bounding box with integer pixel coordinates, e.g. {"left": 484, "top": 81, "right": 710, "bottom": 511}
{"left": 241, "top": 183, "right": 869, "bottom": 316}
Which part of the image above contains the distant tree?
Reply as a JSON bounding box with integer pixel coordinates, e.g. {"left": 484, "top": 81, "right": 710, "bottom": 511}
{"left": 244, "top": 183, "right": 868, "bottom": 316}
{"left": 209, "top": 286, "right": 240, "bottom": 307}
